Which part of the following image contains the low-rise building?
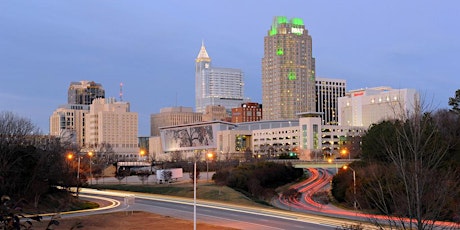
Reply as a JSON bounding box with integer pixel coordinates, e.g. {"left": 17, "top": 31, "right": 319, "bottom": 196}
{"left": 231, "top": 102, "right": 263, "bottom": 123}
{"left": 150, "top": 106, "right": 202, "bottom": 136}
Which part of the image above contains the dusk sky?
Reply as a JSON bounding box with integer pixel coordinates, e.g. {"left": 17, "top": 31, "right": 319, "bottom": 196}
{"left": 1, "top": 1, "right": 459, "bottom": 136}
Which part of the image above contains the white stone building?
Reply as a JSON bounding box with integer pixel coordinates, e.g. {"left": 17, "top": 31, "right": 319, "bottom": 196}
{"left": 85, "top": 98, "right": 139, "bottom": 160}
{"left": 338, "top": 87, "right": 418, "bottom": 128}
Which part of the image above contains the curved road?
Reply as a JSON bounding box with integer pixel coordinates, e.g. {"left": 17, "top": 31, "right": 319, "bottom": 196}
{"left": 274, "top": 168, "right": 459, "bottom": 230}
{"left": 76, "top": 188, "right": 369, "bottom": 230}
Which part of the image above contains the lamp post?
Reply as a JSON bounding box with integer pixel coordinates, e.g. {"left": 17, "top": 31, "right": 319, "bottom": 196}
{"left": 328, "top": 158, "right": 338, "bottom": 174}
{"left": 140, "top": 149, "right": 146, "bottom": 161}
{"left": 88, "top": 151, "right": 93, "bottom": 185}
{"left": 193, "top": 153, "right": 197, "bottom": 230}
{"left": 70, "top": 153, "right": 81, "bottom": 197}
{"left": 343, "top": 165, "right": 357, "bottom": 210}
{"left": 206, "top": 152, "right": 213, "bottom": 181}
{"left": 341, "top": 148, "right": 350, "bottom": 160}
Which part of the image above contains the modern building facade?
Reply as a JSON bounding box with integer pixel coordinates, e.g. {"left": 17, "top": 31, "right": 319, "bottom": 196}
{"left": 338, "top": 87, "right": 418, "bottom": 128}
{"left": 195, "top": 42, "right": 246, "bottom": 113}
{"left": 316, "top": 77, "right": 346, "bottom": 125}
{"left": 85, "top": 98, "right": 139, "bottom": 159}
{"left": 49, "top": 104, "right": 90, "bottom": 147}
{"left": 150, "top": 106, "right": 203, "bottom": 136}
{"left": 262, "top": 16, "right": 316, "bottom": 120}
{"left": 68, "top": 81, "right": 105, "bottom": 105}
{"left": 231, "top": 102, "right": 263, "bottom": 123}
{"left": 159, "top": 120, "right": 237, "bottom": 161}
{"left": 154, "top": 115, "right": 364, "bottom": 162}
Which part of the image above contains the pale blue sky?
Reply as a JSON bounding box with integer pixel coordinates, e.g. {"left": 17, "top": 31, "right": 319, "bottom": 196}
{"left": 1, "top": 0, "right": 459, "bottom": 136}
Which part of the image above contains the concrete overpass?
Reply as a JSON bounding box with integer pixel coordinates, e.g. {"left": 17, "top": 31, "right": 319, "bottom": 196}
{"left": 269, "top": 159, "right": 355, "bottom": 173}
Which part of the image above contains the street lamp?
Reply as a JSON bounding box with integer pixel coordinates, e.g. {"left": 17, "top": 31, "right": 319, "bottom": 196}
{"left": 327, "top": 158, "right": 338, "bottom": 174}
{"left": 68, "top": 152, "right": 82, "bottom": 197}
{"left": 341, "top": 148, "right": 349, "bottom": 160}
{"left": 193, "top": 151, "right": 198, "bottom": 230}
{"left": 343, "top": 165, "right": 357, "bottom": 210}
{"left": 206, "top": 152, "right": 213, "bottom": 181}
{"left": 88, "top": 151, "right": 93, "bottom": 185}
{"left": 140, "top": 149, "right": 145, "bottom": 156}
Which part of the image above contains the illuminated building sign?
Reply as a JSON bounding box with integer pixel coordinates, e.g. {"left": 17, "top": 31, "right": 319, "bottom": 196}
{"left": 288, "top": 71, "right": 296, "bottom": 80}
{"left": 291, "top": 27, "right": 304, "bottom": 35}
{"left": 270, "top": 26, "right": 277, "bottom": 36}
{"left": 291, "top": 18, "right": 304, "bottom": 26}
{"left": 276, "top": 48, "right": 284, "bottom": 56}
{"left": 353, "top": 92, "right": 364, "bottom": 97}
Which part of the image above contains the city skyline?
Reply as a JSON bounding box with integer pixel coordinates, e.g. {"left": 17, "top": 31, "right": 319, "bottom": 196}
{"left": 1, "top": 1, "right": 459, "bottom": 136}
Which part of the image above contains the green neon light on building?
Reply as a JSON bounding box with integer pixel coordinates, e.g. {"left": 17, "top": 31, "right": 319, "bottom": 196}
{"left": 276, "top": 48, "right": 284, "bottom": 55}
{"left": 291, "top": 18, "right": 304, "bottom": 26}
{"left": 288, "top": 71, "right": 296, "bottom": 80}
{"left": 277, "top": 16, "right": 287, "bottom": 24}
{"left": 270, "top": 26, "right": 277, "bottom": 36}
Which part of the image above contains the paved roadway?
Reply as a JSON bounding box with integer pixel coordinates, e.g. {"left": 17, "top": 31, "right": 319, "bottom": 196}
{"left": 78, "top": 188, "right": 366, "bottom": 230}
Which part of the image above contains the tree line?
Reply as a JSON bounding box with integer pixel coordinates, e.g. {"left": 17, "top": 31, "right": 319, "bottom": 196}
{"left": 212, "top": 161, "right": 304, "bottom": 201}
{"left": 0, "top": 111, "right": 80, "bottom": 229}
{"left": 332, "top": 91, "right": 460, "bottom": 229}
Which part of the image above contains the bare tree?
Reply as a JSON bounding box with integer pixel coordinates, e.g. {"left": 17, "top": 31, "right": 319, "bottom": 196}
{"left": 137, "top": 171, "right": 150, "bottom": 184}
{"left": 95, "top": 143, "right": 115, "bottom": 163}
{"left": 0, "top": 111, "right": 75, "bottom": 229}
{"left": 361, "top": 101, "right": 460, "bottom": 229}
{"left": 171, "top": 150, "right": 182, "bottom": 162}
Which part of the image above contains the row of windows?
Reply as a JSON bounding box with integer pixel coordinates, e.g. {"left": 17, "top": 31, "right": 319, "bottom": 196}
{"left": 254, "top": 135, "right": 298, "bottom": 142}
{"left": 344, "top": 96, "right": 399, "bottom": 106}
{"left": 253, "top": 129, "right": 299, "bottom": 136}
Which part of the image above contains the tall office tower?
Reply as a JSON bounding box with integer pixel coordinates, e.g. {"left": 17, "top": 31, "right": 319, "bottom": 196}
{"left": 68, "top": 80, "right": 105, "bottom": 105}
{"left": 315, "top": 77, "right": 346, "bottom": 125}
{"left": 150, "top": 106, "right": 203, "bottom": 136}
{"left": 262, "top": 16, "right": 316, "bottom": 120}
{"left": 195, "top": 42, "right": 246, "bottom": 113}
{"left": 85, "top": 98, "right": 138, "bottom": 155}
{"left": 49, "top": 104, "right": 90, "bottom": 147}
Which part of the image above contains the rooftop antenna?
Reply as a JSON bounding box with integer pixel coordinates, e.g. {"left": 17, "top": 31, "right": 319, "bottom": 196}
{"left": 119, "top": 82, "right": 123, "bottom": 101}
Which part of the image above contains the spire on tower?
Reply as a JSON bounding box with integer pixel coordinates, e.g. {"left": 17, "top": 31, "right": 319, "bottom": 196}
{"left": 119, "top": 82, "right": 123, "bottom": 101}
{"left": 196, "top": 41, "right": 211, "bottom": 63}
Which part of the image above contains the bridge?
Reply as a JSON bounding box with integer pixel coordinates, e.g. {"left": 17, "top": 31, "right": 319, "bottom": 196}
{"left": 269, "top": 159, "right": 355, "bottom": 173}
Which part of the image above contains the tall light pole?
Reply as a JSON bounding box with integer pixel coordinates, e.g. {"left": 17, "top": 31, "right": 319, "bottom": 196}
{"left": 193, "top": 154, "right": 197, "bottom": 230}
{"left": 77, "top": 155, "right": 81, "bottom": 181}
{"left": 341, "top": 148, "right": 349, "bottom": 160}
{"left": 139, "top": 149, "right": 146, "bottom": 161}
{"left": 328, "top": 158, "right": 338, "bottom": 174}
{"left": 206, "top": 152, "right": 213, "bottom": 181}
{"left": 75, "top": 153, "right": 82, "bottom": 197}
{"left": 88, "top": 151, "right": 93, "bottom": 185}
{"left": 343, "top": 165, "right": 357, "bottom": 210}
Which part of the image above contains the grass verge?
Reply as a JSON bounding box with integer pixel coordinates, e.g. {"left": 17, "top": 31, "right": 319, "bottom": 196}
{"left": 87, "top": 182, "right": 267, "bottom": 207}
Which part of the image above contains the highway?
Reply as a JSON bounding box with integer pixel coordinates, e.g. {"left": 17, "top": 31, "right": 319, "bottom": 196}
{"left": 64, "top": 168, "right": 458, "bottom": 230}
{"left": 78, "top": 188, "right": 366, "bottom": 230}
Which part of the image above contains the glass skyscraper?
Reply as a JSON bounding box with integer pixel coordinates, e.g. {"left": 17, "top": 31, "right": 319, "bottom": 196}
{"left": 195, "top": 42, "right": 245, "bottom": 114}
{"left": 315, "top": 77, "right": 346, "bottom": 125}
{"left": 68, "top": 80, "right": 105, "bottom": 105}
{"left": 262, "top": 16, "right": 316, "bottom": 120}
